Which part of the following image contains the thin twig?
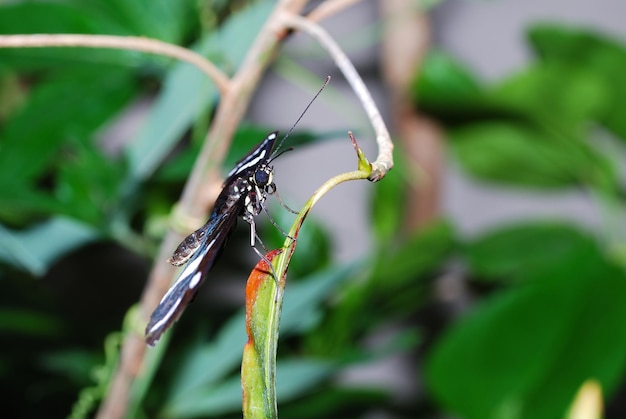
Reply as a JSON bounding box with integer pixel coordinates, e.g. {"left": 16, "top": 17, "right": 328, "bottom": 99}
{"left": 279, "top": 12, "right": 394, "bottom": 181}
{"left": 0, "top": 34, "right": 230, "bottom": 94}
{"left": 306, "top": 0, "right": 363, "bottom": 22}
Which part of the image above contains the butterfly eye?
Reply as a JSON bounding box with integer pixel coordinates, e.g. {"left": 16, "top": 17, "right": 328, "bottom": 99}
{"left": 254, "top": 168, "right": 270, "bottom": 186}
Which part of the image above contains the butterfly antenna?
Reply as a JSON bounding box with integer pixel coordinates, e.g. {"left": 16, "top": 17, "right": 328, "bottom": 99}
{"left": 271, "top": 75, "right": 331, "bottom": 158}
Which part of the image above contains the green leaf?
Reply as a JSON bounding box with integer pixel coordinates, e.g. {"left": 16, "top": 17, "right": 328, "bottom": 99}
{"left": 0, "top": 3, "right": 101, "bottom": 34}
{"left": 0, "top": 308, "right": 64, "bottom": 337}
{"left": 0, "top": 64, "right": 136, "bottom": 227}
{"left": 0, "top": 217, "right": 99, "bottom": 276}
{"left": 309, "top": 220, "right": 454, "bottom": 356}
{"left": 124, "top": 1, "right": 274, "bottom": 184}
{"left": 262, "top": 210, "right": 332, "bottom": 279}
{"left": 239, "top": 253, "right": 356, "bottom": 418}
{"left": 411, "top": 50, "right": 519, "bottom": 123}
{"left": 0, "top": 185, "right": 66, "bottom": 226}
{"left": 369, "top": 149, "right": 407, "bottom": 243}
{"left": 280, "top": 263, "right": 356, "bottom": 334}
{"left": 163, "top": 359, "right": 335, "bottom": 418}
{"left": 370, "top": 219, "right": 455, "bottom": 288}
{"left": 464, "top": 221, "right": 597, "bottom": 283}
{"left": 280, "top": 387, "right": 389, "bottom": 419}
{"left": 0, "top": 65, "right": 136, "bottom": 184}
{"left": 163, "top": 375, "right": 243, "bottom": 418}
{"left": 412, "top": 50, "right": 485, "bottom": 113}
{"left": 55, "top": 139, "right": 128, "bottom": 225}
{"left": 528, "top": 24, "right": 626, "bottom": 140}
{"left": 493, "top": 63, "right": 608, "bottom": 128}
{"left": 0, "top": 71, "right": 27, "bottom": 119}
{"left": 241, "top": 250, "right": 281, "bottom": 418}
{"left": 39, "top": 349, "right": 100, "bottom": 385}
{"left": 95, "top": 0, "right": 196, "bottom": 43}
{"left": 426, "top": 240, "right": 626, "bottom": 419}
{"left": 165, "top": 315, "right": 246, "bottom": 405}
{"left": 274, "top": 359, "right": 335, "bottom": 401}
{"left": 449, "top": 122, "right": 615, "bottom": 190}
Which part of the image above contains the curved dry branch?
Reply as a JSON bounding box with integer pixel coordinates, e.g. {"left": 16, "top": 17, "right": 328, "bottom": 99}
{"left": 0, "top": 34, "right": 230, "bottom": 94}
{"left": 279, "top": 12, "right": 394, "bottom": 181}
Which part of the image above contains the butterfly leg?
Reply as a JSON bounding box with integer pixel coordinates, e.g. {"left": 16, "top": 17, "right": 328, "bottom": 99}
{"left": 246, "top": 214, "right": 280, "bottom": 285}
{"left": 271, "top": 187, "right": 298, "bottom": 214}
{"left": 262, "top": 205, "right": 296, "bottom": 244}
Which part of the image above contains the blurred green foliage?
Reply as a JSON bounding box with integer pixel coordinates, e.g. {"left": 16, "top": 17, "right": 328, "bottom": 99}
{"left": 1, "top": 0, "right": 625, "bottom": 418}
{"left": 413, "top": 24, "right": 626, "bottom": 419}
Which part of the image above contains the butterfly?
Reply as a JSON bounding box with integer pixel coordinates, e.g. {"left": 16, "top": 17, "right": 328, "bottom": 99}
{"left": 145, "top": 132, "right": 280, "bottom": 346}
{"left": 145, "top": 76, "right": 331, "bottom": 346}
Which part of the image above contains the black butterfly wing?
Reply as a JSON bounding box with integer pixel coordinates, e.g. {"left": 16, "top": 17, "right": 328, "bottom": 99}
{"left": 225, "top": 131, "right": 278, "bottom": 181}
{"left": 145, "top": 211, "right": 238, "bottom": 346}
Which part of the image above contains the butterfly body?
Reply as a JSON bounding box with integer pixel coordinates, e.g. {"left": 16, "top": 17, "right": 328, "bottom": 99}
{"left": 145, "top": 132, "right": 279, "bottom": 346}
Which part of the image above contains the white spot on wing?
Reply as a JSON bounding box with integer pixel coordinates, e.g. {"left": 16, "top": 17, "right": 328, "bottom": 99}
{"left": 189, "top": 271, "right": 202, "bottom": 290}
{"left": 159, "top": 238, "right": 216, "bottom": 304}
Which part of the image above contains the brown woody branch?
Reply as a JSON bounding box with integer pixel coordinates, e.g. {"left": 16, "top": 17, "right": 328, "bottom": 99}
{"left": 0, "top": 34, "right": 230, "bottom": 95}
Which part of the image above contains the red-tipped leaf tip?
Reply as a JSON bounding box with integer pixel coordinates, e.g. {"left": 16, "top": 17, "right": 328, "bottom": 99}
{"left": 245, "top": 249, "right": 282, "bottom": 339}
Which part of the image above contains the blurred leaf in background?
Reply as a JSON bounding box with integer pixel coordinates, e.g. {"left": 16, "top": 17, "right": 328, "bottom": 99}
{"left": 414, "top": 22, "right": 626, "bottom": 419}
{"left": 412, "top": 24, "right": 623, "bottom": 194}
{"left": 428, "top": 226, "right": 626, "bottom": 419}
